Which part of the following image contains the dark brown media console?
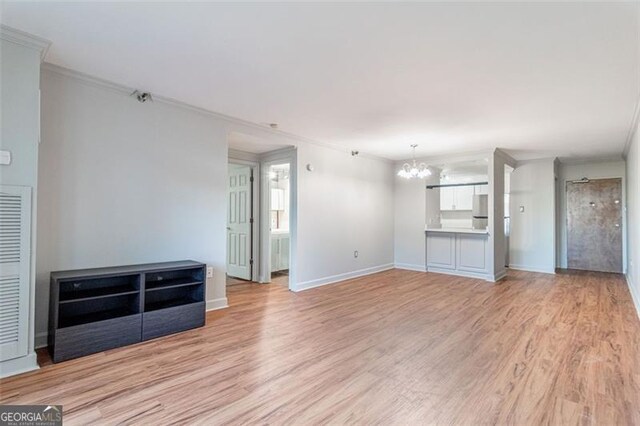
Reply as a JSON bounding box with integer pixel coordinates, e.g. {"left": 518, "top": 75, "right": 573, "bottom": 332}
{"left": 48, "top": 260, "right": 206, "bottom": 363}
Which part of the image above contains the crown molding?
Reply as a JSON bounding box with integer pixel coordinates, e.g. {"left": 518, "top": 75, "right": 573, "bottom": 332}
{"left": 42, "top": 63, "right": 393, "bottom": 164}
{"left": 259, "top": 146, "right": 298, "bottom": 163}
{"left": 557, "top": 155, "right": 624, "bottom": 165}
{"left": 397, "top": 149, "right": 493, "bottom": 166}
{"left": 515, "top": 157, "right": 558, "bottom": 166}
{"left": 623, "top": 93, "right": 640, "bottom": 159}
{"left": 494, "top": 148, "right": 517, "bottom": 168}
{"left": 0, "top": 25, "right": 51, "bottom": 61}
{"left": 228, "top": 148, "right": 261, "bottom": 163}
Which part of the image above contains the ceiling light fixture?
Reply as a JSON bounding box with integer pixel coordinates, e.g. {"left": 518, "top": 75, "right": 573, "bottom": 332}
{"left": 398, "top": 144, "right": 431, "bottom": 179}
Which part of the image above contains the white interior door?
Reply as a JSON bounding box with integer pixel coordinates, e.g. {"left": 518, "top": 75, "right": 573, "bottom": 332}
{"left": 0, "top": 185, "right": 31, "bottom": 362}
{"left": 227, "top": 165, "right": 252, "bottom": 280}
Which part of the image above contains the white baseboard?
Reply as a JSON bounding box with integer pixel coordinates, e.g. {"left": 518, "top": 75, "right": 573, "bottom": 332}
{"left": 508, "top": 264, "right": 556, "bottom": 274}
{"left": 394, "top": 263, "right": 427, "bottom": 272}
{"left": 426, "top": 266, "right": 493, "bottom": 281}
{"left": 625, "top": 274, "right": 640, "bottom": 321}
{"left": 294, "top": 263, "right": 394, "bottom": 292}
{"left": 0, "top": 353, "right": 39, "bottom": 378}
{"left": 206, "top": 297, "right": 229, "bottom": 311}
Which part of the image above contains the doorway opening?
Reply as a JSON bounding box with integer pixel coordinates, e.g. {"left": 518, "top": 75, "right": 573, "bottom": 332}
{"left": 226, "top": 136, "right": 297, "bottom": 291}
{"left": 268, "top": 163, "right": 290, "bottom": 288}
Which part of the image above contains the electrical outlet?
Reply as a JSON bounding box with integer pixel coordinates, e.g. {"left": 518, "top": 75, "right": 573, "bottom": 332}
{"left": 206, "top": 266, "right": 213, "bottom": 278}
{"left": 0, "top": 150, "right": 11, "bottom": 165}
{"left": 354, "top": 250, "right": 359, "bottom": 258}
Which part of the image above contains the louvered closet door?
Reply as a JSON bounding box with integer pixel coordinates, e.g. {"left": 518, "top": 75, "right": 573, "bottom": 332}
{"left": 0, "top": 185, "right": 31, "bottom": 361}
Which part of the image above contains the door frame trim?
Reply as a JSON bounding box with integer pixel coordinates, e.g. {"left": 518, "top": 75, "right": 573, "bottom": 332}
{"left": 227, "top": 159, "right": 260, "bottom": 282}
{"left": 260, "top": 148, "right": 297, "bottom": 291}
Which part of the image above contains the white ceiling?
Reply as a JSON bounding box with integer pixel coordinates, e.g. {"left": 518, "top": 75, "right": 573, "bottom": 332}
{"left": 2, "top": 2, "right": 639, "bottom": 160}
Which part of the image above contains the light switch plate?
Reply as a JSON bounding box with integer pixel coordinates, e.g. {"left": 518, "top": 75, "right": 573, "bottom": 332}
{"left": 206, "top": 266, "right": 213, "bottom": 278}
{"left": 0, "top": 150, "right": 11, "bottom": 165}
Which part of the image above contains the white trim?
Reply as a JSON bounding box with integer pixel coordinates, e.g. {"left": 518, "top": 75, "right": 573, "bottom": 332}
{"left": 623, "top": 94, "right": 640, "bottom": 158}
{"left": 494, "top": 148, "right": 517, "bottom": 169}
{"left": 426, "top": 266, "right": 493, "bottom": 282}
{"left": 294, "top": 264, "right": 394, "bottom": 292}
{"left": 0, "top": 352, "right": 39, "bottom": 379}
{"left": 626, "top": 274, "right": 640, "bottom": 321}
{"left": 508, "top": 264, "right": 556, "bottom": 274}
{"left": 394, "top": 263, "right": 427, "bottom": 272}
{"left": 259, "top": 151, "right": 298, "bottom": 291}
{"left": 558, "top": 155, "right": 625, "bottom": 165}
{"left": 206, "top": 297, "right": 229, "bottom": 312}
{"left": 260, "top": 147, "right": 297, "bottom": 163}
{"left": 41, "top": 63, "right": 391, "bottom": 163}
{"left": 0, "top": 25, "right": 51, "bottom": 61}
{"left": 229, "top": 148, "right": 260, "bottom": 163}
{"left": 395, "top": 149, "right": 493, "bottom": 169}
{"left": 516, "top": 156, "right": 560, "bottom": 167}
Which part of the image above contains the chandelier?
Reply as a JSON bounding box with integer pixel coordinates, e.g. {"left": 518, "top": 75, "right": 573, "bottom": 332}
{"left": 397, "top": 144, "right": 431, "bottom": 179}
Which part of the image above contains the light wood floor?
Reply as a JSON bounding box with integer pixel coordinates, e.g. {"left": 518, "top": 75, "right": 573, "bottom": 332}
{"left": 1, "top": 269, "right": 639, "bottom": 425}
{"left": 227, "top": 273, "right": 288, "bottom": 287}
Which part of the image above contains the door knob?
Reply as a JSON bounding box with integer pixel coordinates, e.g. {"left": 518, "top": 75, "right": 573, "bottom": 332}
{"left": 226, "top": 226, "right": 231, "bottom": 231}
{"left": 615, "top": 224, "right": 620, "bottom": 228}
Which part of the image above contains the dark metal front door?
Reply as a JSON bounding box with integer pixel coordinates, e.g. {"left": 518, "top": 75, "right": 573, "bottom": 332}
{"left": 567, "top": 178, "right": 623, "bottom": 273}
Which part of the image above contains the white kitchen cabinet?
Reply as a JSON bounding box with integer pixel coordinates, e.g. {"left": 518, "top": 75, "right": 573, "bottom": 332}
{"left": 271, "top": 232, "right": 290, "bottom": 272}
{"left": 426, "top": 230, "right": 490, "bottom": 279}
{"left": 440, "top": 188, "right": 455, "bottom": 211}
{"left": 426, "top": 232, "right": 456, "bottom": 270}
{"left": 271, "top": 237, "right": 280, "bottom": 271}
{"left": 455, "top": 186, "right": 474, "bottom": 210}
{"left": 474, "top": 184, "right": 489, "bottom": 195}
{"left": 440, "top": 186, "right": 473, "bottom": 211}
{"left": 280, "top": 236, "right": 289, "bottom": 270}
{"left": 456, "top": 233, "right": 488, "bottom": 273}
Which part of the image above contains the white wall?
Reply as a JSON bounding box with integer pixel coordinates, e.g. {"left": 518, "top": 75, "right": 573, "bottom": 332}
{"left": 296, "top": 143, "right": 395, "bottom": 289}
{"left": 36, "top": 68, "right": 229, "bottom": 343}
{"left": 557, "top": 160, "right": 626, "bottom": 269}
{"left": 0, "top": 34, "right": 45, "bottom": 375}
{"left": 625, "top": 119, "right": 639, "bottom": 316}
{"left": 36, "top": 65, "right": 398, "bottom": 342}
{"left": 394, "top": 176, "right": 427, "bottom": 271}
{"left": 509, "top": 159, "right": 556, "bottom": 273}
